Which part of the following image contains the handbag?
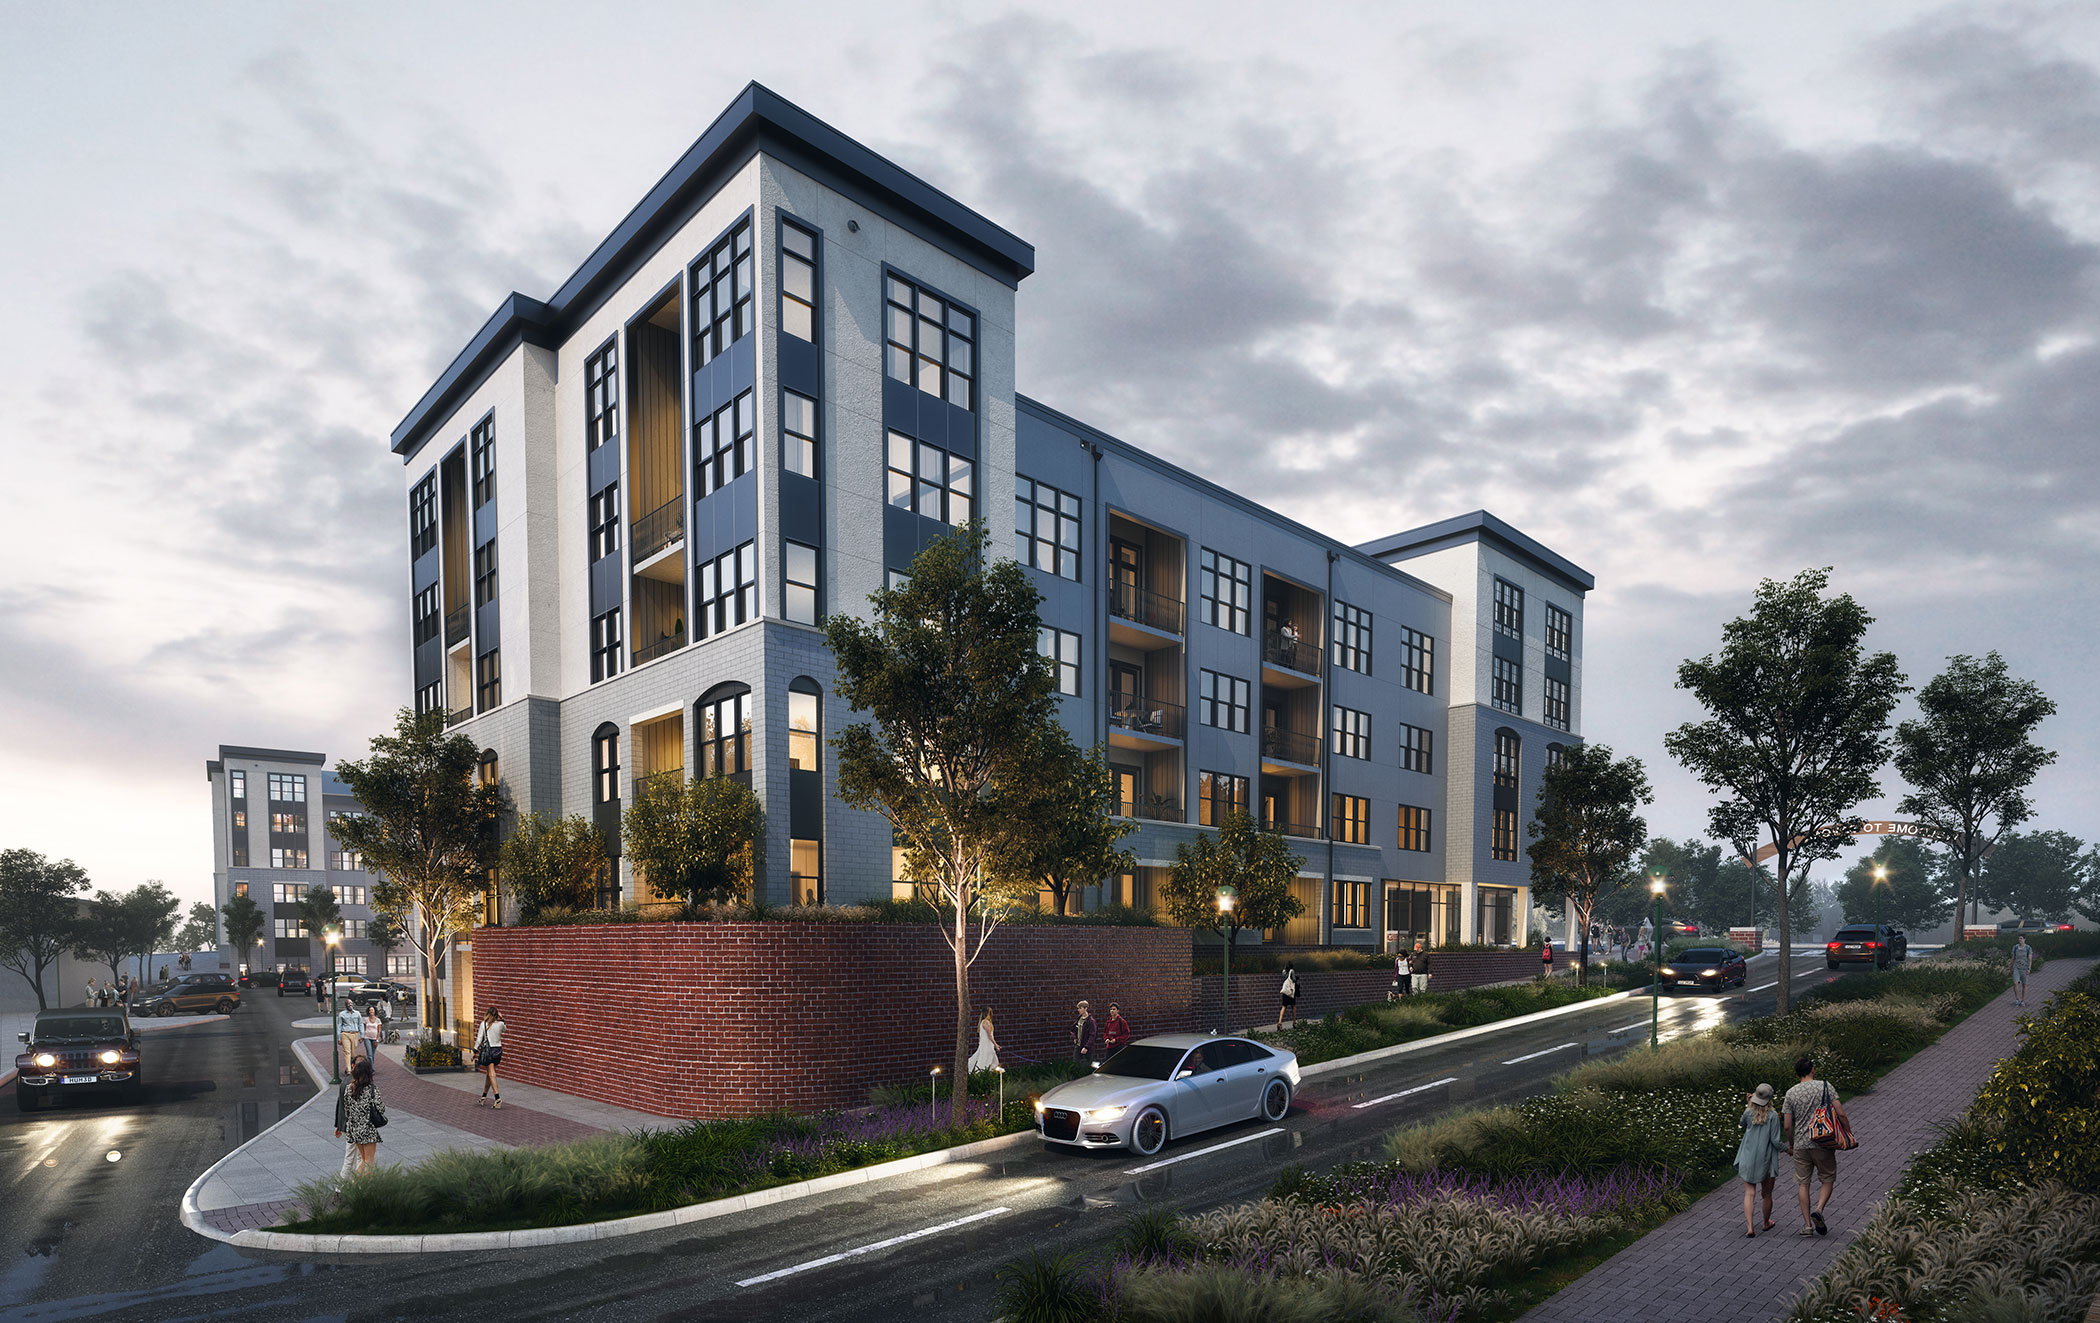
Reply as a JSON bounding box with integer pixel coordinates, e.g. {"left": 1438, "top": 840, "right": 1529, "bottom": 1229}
{"left": 1807, "top": 1082, "right": 1856, "bottom": 1150}
{"left": 372, "top": 1100, "right": 388, "bottom": 1129}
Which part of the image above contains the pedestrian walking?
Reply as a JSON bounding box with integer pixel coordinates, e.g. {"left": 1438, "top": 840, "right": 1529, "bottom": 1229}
{"left": 1394, "top": 952, "right": 1411, "bottom": 1001}
{"left": 361, "top": 1004, "right": 384, "bottom": 1072}
{"left": 179, "top": 952, "right": 191, "bottom": 973}
{"left": 335, "top": 1001, "right": 363, "bottom": 1076}
{"left": 968, "top": 1007, "right": 1001, "bottom": 1072}
{"left": 2012, "top": 935, "right": 2033, "bottom": 1007}
{"left": 1071, "top": 1000, "right": 1097, "bottom": 1061}
{"left": 315, "top": 972, "right": 327, "bottom": 1013}
{"left": 1782, "top": 1054, "right": 1851, "bottom": 1236}
{"left": 1102, "top": 1003, "right": 1132, "bottom": 1055}
{"left": 1413, "top": 949, "right": 1431, "bottom": 996}
{"left": 85, "top": 977, "right": 101, "bottom": 1007}
{"left": 334, "top": 1057, "right": 384, "bottom": 1176}
{"left": 1541, "top": 940, "right": 1554, "bottom": 977}
{"left": 1276, "top": 964, "right": 1299, "bottom": 1031}
{"left": 472, "top": 1006, "right": 505, "bottom": 1107}
{"left": 1737, "top": 1083, "right": 1787, "bottom": 1236}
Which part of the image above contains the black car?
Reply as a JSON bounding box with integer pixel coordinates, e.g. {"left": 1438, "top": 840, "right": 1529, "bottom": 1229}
{"left": 277, "top": 969, "right": 312, "bottom": 996}
{"left": 15, "top": 1009, "right": 142, "bottom": 1111}
{"left": 1827, "top": 924, "right": 1907, "bottom": 969}
{"left": 237, "top": 969, "right": 279, "bottom": 989}
{"left": 1658, "top": 947, "right": 1748, "bottom": 990}
{"left": 349, "top": 980, "right": 417, "bottom": 1007}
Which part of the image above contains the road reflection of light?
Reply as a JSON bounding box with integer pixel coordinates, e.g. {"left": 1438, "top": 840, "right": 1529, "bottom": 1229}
{"left": 105, "top": 1149, "right": 121, "bottom": 1162}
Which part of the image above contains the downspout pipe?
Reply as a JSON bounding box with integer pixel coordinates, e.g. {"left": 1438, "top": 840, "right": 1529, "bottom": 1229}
{"left": 1323, "top": 549, "right": 1337, "bottom": 948}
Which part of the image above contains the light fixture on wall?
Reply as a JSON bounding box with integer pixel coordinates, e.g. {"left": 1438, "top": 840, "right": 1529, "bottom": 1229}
{"left": 847, "top": 218, "right": 859, "bottom": 232}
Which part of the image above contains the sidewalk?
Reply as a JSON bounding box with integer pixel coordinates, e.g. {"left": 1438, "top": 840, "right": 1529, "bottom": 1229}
{"left": 1520, "top": 955, "right": 2094, "bottom": 1323}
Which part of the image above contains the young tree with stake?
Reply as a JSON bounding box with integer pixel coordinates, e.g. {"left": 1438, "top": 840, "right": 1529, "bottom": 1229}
{"left": 1527, "top": 744, "right": 1652, "bottom": 985}
{"left": 1158, "top": 813, "right": 1306, "bottom": 955}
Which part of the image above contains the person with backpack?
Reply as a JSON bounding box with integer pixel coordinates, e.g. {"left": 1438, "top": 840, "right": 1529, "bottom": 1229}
{"left": 1782, "top": 1054, "right": 1852, "bottom": 1236}
{"left": 1275, "top": 965, "right": 1299, "bottom": 1031}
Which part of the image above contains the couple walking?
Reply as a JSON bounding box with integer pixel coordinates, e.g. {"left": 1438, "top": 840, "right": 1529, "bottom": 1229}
{"left": 967, "top": 1002, "right": 1132, "bottom": 1071}
{"left": 1735, "top": 1055, "right": 1855, "bottom": 1237}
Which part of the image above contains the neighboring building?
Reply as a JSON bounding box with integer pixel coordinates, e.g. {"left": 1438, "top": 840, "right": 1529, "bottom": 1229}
{"left": 386, "top": 83, "right": 1591, "bottom": 951}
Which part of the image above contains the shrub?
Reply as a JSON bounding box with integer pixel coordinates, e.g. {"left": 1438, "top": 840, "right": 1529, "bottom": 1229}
{"left": 990, "top": 1250, "right": 1103, "bottom": 1323}
{"left": 296, "top": 1132, "right": 655, "bottom": 1231}
{"left": 1559, "top": 1036, "right": 1810, "bottom": 1100}
{"left": 1191, "top": 947, "right": 1388, "bottom": 976}
{"left": 404, "top": 1040, "right": 463, "bottom": 1070}
{"left": 1115, "top": 1205, "right": 1198, "bottom": 1262}
{"left": 1969, "top": 989, "right": 2100, "bottom": 1193}
{"left": 1115, "top": 1263, "right": 1421, "bottom": 1323}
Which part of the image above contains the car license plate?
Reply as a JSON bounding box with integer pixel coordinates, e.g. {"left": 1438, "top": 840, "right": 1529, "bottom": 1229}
{"left": 62, "top": 1075, "right": 98, "bottom": 1085}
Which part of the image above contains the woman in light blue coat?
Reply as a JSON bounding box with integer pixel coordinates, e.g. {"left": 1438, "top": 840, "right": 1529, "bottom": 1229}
{"left": 1737, "top": 1082, "right": 1787, "bottom": 1236}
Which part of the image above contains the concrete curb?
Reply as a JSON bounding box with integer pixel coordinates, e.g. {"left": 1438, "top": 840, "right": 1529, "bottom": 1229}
{"left": 180, "top": 1037, "right": 337, "bottom": 1247}
{"left": 1297, "top": 989, "right": 1637, "bottom": 1081}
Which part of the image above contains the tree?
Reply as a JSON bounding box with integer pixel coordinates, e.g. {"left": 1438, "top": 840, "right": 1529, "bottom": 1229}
{"left": 367, "top": 910, "right": 406, "bottom": 974}
{"left": 499, "top": 813, "right": 610, "bottom": 920}
{"left": 986, "top": 727, "right": 1136, "bottom": 916}
{"left": 0, "top": 849, "right": 88, "bottom": 1010}
{"left": 1834, "top": 836, "right": 1953, "bottom": 930}
{"left": 1631, "top": 838, "right": 1722, "bottom": 930}
{"left": 223, "top": 893, "right": 265, "bottom": 967}
{"left": 1158, "top": 812, "right": 1306, "bottom": 952}
{"left": 297, "top": 884, "right": 343, "bottom": 943}
{"left": 622, "top": 778, "right": 766, "bottom": 907}
{"left": 174, "top": 901, "right": 219, "bottom": 954}
{"left": 1979, "top": 830, "right": 2088, "bottom": 923}
{"left": 827, "top": 521, "right": 1060, "bottom": 1124}
{"left": 1895, "top": 652, "right": 2056, "bottom": 928}
{"left": 329, "top": 707, "right": 509, "bottom": 1029}
{"left": 1527, "top": 744, "right": 1652, "bottom": 984}
{"left": 74, "top": 892, "right": 136, "bottom": 989}
{"left": 1665, "top": 568, "right": 1907, "bottom": 1013}
{"left": 96, "top": 883, "right": 179, "bottom": 988}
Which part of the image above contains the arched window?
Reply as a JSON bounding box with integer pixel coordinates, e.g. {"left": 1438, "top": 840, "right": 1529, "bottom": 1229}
{"left": 478, "top": 749, "right": 500, "bottom": 789}
{"left": 592, "top": 723, "right": 621, "bottom": 803}
{"left": 1493, "top": 729, "right": 1520, "bottom": 790}
{"left": 788, "top": 677, "right": 822, "bottom": 771}
{"left": 697, "top": 684, "right": 753, "bottom": 778}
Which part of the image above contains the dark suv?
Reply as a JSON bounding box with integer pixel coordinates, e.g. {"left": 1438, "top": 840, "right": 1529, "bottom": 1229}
{"left": 15, "top": 1009, "right": 142, "bottom": 1111}
{"left": 277, "top": 969, "right": 312, "bottom": 996}
{"left": 134, "top": 978, "right": 241, "bottom": 1017}
{"left": 1827, "top": 924, "right": 1907, "bottom": 970}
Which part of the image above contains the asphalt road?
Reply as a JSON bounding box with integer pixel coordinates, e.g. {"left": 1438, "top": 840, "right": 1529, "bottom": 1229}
{"left": 0, "top": 954, "right": 1850, "bottom": 1323}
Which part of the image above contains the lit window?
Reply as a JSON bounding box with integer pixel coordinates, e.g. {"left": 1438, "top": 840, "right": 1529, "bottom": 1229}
{"left": 1398, "top": 805, "right": 1431, "bottom": 852}
{"left": 788, "top": 687, "right": 820, "bottom": 771}
{"left": 1330, "top": 795, "right": 1369, "bottom": 845}
{"left": 1331, "top": 880, "right": 1368, "bottom": 928}
{"left": 1493, "top": 809, "right": 1518, "bottom": 862}
{"left": 1198, "top": 771, "right": 1249, "bottom": 826}
{"left": 270, "top": 849, "right": 309, "bottom": 870}
{"left": 781, "top": 220, "right": 817, "bottom": 342}
{"left": 592, "top": 726, "right": 621, "bottom": 803}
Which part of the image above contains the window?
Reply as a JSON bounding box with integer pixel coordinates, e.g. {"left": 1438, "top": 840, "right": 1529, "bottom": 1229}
{"left": 780, "top": 219, "right": 817, "bottom": 342}
{"left": 887, "top": 433, "right": 973, "bottom": 526}
{"left": 1492, "top": 655, "right": 1523, "bottom": 714}
{"left": 698, "top": 541, "right": 758, "bottom": 638}
{"left": 1546, "top": 743, "right": 1569, "bottom": 772}
{"left": 790, "top": 840, "right": 822, "bottom": 906}
{"left": 782, "top": 390, "right": 818, "bottom": 479}
{"left": 784, "top": 541, "right": 819, "bottom": 625}
{"left": 1478, "top": 886, "right": 1515, "bottom": 943}
{"left": 1331, "top": 706, "right": 1372, "bottom": 760}
{"left": 884, "top": 272, "right": 974, "bottom": 409}
{"left": 1198, "top": 771, "right": 1249, "bottom": 826}
{"left": 413, "top": 584, "right": 440, "bottom": 646}
{"left": 1492, "top": 810, "right": 1518, "bottom": 862}
{"left": 1399, "top": 722, "right": 1433, "bottom": 774}
{"left": 271, "top": 883, "right": 307, "bottom": 903}
{"left": 267, "top": 774, "right": 306, "bottom": 803}
{"left": 585, "top": 340, "right": 618, "bottom": 451}
{"left": 1332, "top": 602, "right": 1372, "bottom": 673}
{"left": 232, "top": 809, "right": 247, "bottom": 832}
{"left": 271, "top": 848, "right": 309, "bottom": 870}
{"left": 470, "top": 415, "right": 496, "bottom": 508}
{"left": 335, "top": 953, "right": 367, "bottom": 973}
{"left": 1494, "top": 730, "right": 1520, "bottom": 790}
{"left": 474, "top": 540, "right": 497, "bottom": 607}
{"left": 1332, "top": 880, "right": 1368, "bottom": 928}
{"left": 477, "top": 750, "right": 499, "bottom": 790}
{"left": 590, "top": 608, "right": 622, "bottom": 683}
{"left": 274, "top": 918, "right": 307, "bottom": 939}
{"left": 329, "top": 851, "right": 365, "bottom": 874}
{"left": 788, "top": 685, "right": 820, "bottom": 771}
{"left": 477, "top": 648, "right": 501, "bottom": 711}
{"left": 229, "top": 770, "right": 248, "bottom": 868}
{"left": 690, "top": 218, "right": 754, "bottom": 368}
{"left": 1397, "top": 805, "right": 1431, "bottom": 852}
{"left": 388, "top": 954, "right": 417, "bottom": 976}
{"left": 1399, "top": 627, "right": 1435, "bottom": 695}
{"left": 1037, "top": 627, "right": 1081, "bottom": 696}
{"left": 1199, "top": 548, "right": 1252, "bottom": 634}
{"left": 1331, "top": 794, "right": 1369, "bottom": 845}
{"left": 234, "top": 880, "right": 248, "bottom": 897}
{"left": 1014, "top": 477, "right": 1081, "bottom": 580}
{"left": 416, "top": 681, "right": 442, "bottom": 715}
{"left": 229, "top": 770, "right": 245, "bottom": 800}
{"left": 1198, "top": 670, "right": 1250, "bottom": 733}
{"left": 268, "top": 811, "right": 304, "bottom": 836}
{"left": 1546, "top": 604, "right": 1573, "bottom": 661}
{"left": 589, "top": 486, "right": 621, "bottom": 562}
{"left": 408, "top": 473, "right": 437, "bottom": 557}
{"left": 593, "top": 725, "right": 621, "bottom": 803}
{"left": 1494, "top": 578, "right": 1524, "bottom": 640}
{"left": 700, "top": 687, "right": 753, "bottom": 777}
{"left": 1545, "top": 676, "right": 1570, "bottom": 731}
{"left": 694, "top": 389, "right": 755, "bottom": 497}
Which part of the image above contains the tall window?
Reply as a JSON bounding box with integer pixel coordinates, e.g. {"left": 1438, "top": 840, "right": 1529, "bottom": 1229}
{"left": 1199, "top": 548, "right": 1252, "bottom": 634}
{"left": 788, "top": 686, "right": 820, "bottom": 771}
{"left": 1546, "top": 604, "right": 1573, "bottom": 661}
{"left": 690, "top": 218, "right": 754, "bottom": 368}
{"left": 1399, "top": 722, "right": 1433, "bottom": 774}
{"left": 269, "top": 811, "right": 303, "bottom": 835}
{"left": 1331, "top": 706, "right": 1372, "bottom": 760}
{"left": 1332, "top": 880, "right": 1368, "bottom": 929}
{"left": 474, "top": 541, "right": 498, "bottom": 607}
{"left": 700, "top": 687, "right": 753, "bottom": 778}
{"left": 1399, "top": 627, "right": 1434, "bottom": 694}
{"left": 1198, "top": 771, "right": 1249, "bottom": 826}
{"left": 271, "top": 883, "right": 308, "bottom": 904}
{"left": 585, "top": 340, "right": 618, "bottom": 451}
{"left": 470, "top": 415, "right": 496, "bottom": 508}
{"left": 884, "top": 273, "right": 974, "bottom": 409}
{"left": 413, "top": 584, "right": 439, "bottom": 645}
{"left": 589, "top": 486, "right": 621, "bottom": 561}
{"left": 1197, "top": 670, "right": 1250, "bottom": 733}
{"left": 1547, "top": 743, "right": 1569, "bottom": 772}
{"left": 1494, "top": 578, "right": 1525, "bottom": 639}
{"left": 1492, "top": 655, "right": 1523, "bottom": 714}
{"left": 408, "top": 473, "right": 437, "bottom": 557}
{"left": 1492, "top": 810, "right": 1518, "bottom": 862}
{"left": 784, "top": 541, "right": 820, "bottom": 625}
{"left": 416, "top": 681, "right": 442, "bottom": 715}
{"left": 593, "top": 725, "right": 620, "bottom": 803}
{"left": 1330, "top": 794, "right": 1368, "bottom": 845}
{"left": 1332, "top": 601, "right": 1372, "bottom": 673}
{"left": 1397, "top": 804, "right": 1431, "bottom": 852}
{"left": 267, "top": 774, "right": 307, "bottom": 803}
{"left": 228, "top": 770, "right": 248, "bottom": 867}
{"left": 1014, "top": 477, "right": 1081, "bottom": 580}
{"left": 1545, "top": 677, "right": 1571, "bottom": 731}
{"left": 270, "top": 849, "right": 309, "bottom": 870}
{"left": 477, "top": 648, "right": 500, "bottom": 711}
{"left": 782, "top": 390, "right": 818, "bottom": 479}
{"left": 1037, "top": 627, "right": 1080, "bottom": 696}
{"left": 1494, "top": 730, "right": 1520, "bottom": 789}
{"left": 780, "top": 219, "right": 817, "bottom": 342}
{"left": 274, "top": 918, "right": 307, "bottom": 938}
{"left": 698, "top": 542, "right": 758, "bottom": 638}
{"left": 887, "top": 433, "right": 973, "bottom": 525}
{"left": 229, "top": 770, "right": 245, "bottom": 800}
{"left": 694, "top": 390, "right": 755, "bottom": 497}
{"left": 590, "top": 609, "right": 623, "bottom": 683}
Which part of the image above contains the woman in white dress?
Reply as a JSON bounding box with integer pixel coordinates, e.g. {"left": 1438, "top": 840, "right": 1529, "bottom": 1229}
{"left": 968, "top": 1007, "right": 1000, "bottom": 1072}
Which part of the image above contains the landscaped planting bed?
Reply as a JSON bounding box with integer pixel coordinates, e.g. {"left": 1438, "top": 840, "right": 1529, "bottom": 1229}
{"left": 1261, "top": 978, "right": 1618, "bottom": 1067}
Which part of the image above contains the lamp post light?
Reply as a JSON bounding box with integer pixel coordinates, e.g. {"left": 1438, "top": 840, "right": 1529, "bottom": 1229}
{"left": 929, "top": 1065, "right": 941, "bottom": 1108}
{"left": 1648, "top": 869, "right": 1668, "bottom": 1051}
{"left": 1216, "top": 884, "right": 1238, "bottom": 1034}
{"left": 994, "top": 1064, "right": 1006, "bottom": 1117}
{"left": 1872, "top": 863, "right": 1889, "bottom": 938}
{"left": 324, "top": 927, "right": 343, "bottom": 1084}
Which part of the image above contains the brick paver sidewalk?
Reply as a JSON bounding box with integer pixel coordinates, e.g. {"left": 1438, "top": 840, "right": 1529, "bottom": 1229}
{"left": 369, "top": 1050, "right": 604, "bottom": 1147}
{"left": 1520, "top": 955, "right": 2094, "bottom": 1323}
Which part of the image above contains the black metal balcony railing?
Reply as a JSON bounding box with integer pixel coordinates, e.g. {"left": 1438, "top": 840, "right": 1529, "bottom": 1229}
{"left": 1109, "top": 695, "right": 1185, "bottom": 740}
{"left": 1263, "top": 630, "right": 1321, "bottom": 676}
{"left": 444, "top": 706, "right": 473, "bottom": 729}
{"left": 632, "top": 497, "right": 686, "bottom": 563}
{"left": 1260, "top": 726, "right": 1321, "bottom": 766}
{"left": 1258, "top": 816, "right": 1323, "bottom": 840}
{"left": 1115, "top": 794, "right": 1185, "bottom": 823}
{"left": 634, "top": 627, "right": 686, "bottom": 666}
{"left": 1109, "top": 582, "right": 1185, "bottom": 635}
{"left": 444, "top": 605, "right": 470, "bottom": 646}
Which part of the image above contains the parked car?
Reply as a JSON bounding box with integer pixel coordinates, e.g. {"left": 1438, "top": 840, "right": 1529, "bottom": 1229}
{"left": 322, "top": 972, "right": 374, "bottom": 996}
{"left": 277, "top": 969, "right": 312, "bottom": 996}
{"left": 15, "top": 1009, "right": 142, "bottom": 1111}
{"left": 348, "top": 979, "right": 417, "bottom": 1008}
{"left": 173, "top": 973, "right": 236, "bottom": 990}
{"left": 237, "top": 969, "right": 278, "bottom": 989}
{"left": 1664, "top": 920, "right": 1700, "bottom": 938}
{"left": 1657, "top": 947, "right": 1748, "bottom": 990}
{"left": 1827, "top": 924, "right": 1907, "bottom": 970}
{"left": 134, "top": 981, "right": 241, "bottom": 1017}
{"left": 1034, "top": 1033, "right": 1300, "bottom": 1157}
{"left": 1996, "top": 918, "right": 2058, "bottom": 938}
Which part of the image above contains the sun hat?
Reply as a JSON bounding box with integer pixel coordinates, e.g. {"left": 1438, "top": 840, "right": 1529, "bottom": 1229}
{"left": 1751, "top": 1083, "right": 1776, "bottom": 1105}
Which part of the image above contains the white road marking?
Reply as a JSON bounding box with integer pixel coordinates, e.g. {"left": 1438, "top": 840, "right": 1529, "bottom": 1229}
{"left": 1123, "top": 1127, "right": 1283, "bottom": 1175}
{"left": 1351, "top": 1077, "right": 1458, "bottom": 1110}
{"left": 1607, "top": 1018, "right": 1653, "bottom": 1034}
{"left": 735, "top": 1207, "right": 1014, "bottom": 1287}
{"left": 1501, "top": 1042, "right": 1577, "bottom": 1065}
{"left": 1747, "top": 981, "right": 1777, "bottom": 993}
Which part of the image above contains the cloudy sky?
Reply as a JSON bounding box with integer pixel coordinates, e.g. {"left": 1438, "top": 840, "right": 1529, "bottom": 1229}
{"left": 4, "top": 1, "right": 2096, "bottom": 911}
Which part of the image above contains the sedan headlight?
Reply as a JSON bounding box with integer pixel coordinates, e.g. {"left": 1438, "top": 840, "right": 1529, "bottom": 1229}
{"left": 33, "top": 1053, "right": 56, "bottom": 1068}
{"left": 1659, "top": 967, "right": 1676, "bottom": 977}
{"left": 99, "top": 1050, "right": 121, "bottom": 1064}
{"left": 1033, "top": 1100, "right": 1045, "bottom": 1114}
{"left": 1085, "top": 1106, "right": 1127, "bottom": 1122}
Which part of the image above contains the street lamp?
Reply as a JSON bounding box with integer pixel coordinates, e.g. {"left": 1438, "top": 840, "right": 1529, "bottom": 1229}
{"left": 324, "top": 927, "right": 343, "bottom": 1084}
{"left": 1216, "top": 884, "right": 1238, "bottom": 1034}
{"left": 1648, "top": 869, "right": 1668, "bottom": 1051}
{"left": 1872, "top": 863, "right": 1889, "bottom": 937}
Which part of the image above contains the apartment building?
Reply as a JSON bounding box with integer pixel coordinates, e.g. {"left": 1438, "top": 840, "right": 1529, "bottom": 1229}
{"left": 387, "top": 83, "right": 1591, "bottom": 949}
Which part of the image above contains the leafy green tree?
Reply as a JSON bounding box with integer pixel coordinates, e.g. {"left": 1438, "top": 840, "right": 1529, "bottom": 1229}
{"left": 1665, "top": 568, "right": 1907, "bottom": 1012}
{"left": 73, "top": 892, "right": 137, "bottom": 990}
{"left": 1895, "top": 652, "right": 2056, "bottom": 928}
{"left": 1158, "top": 812, "right": 1306, "bottom": 953}
{"left": 173, "top": 901, "right": 219, "bottom": 953}
{"left": 329, "top": 707, "right": 510, "bottom": 1028}
{"left": 1526, "top": 744, "right": 1652, "bottom": 984}
{"left": 222, "top": 893, "right": 265, "bottom": 967}
{"left": 827, "top": 522, "right": 1060, "bottom": 1123}
{"left": 122, "top": 883, "right": 181, "bottom": 988}
{"left": 367, "top": 910, "right": 405, "bottom": 971}
{"left": 1979, "top": 830, "right": 2088, "bottom": 923}
{"left": 622, "top": 778, "right": 766, "bottom": 907}
{"left": 1834, "top": 836, "right": 1953, "bottom": 930}
{"left": 297, "top": 885, "right": 343, "bottom": 944}
{"left": 986, "top": 728, "right": 1136, "bottom": 916}
{"left": 0, "top": 849, "right": 88, "bottom": 1010}
{"left": 499, "top": 813, "right": 611, "bottom": 919}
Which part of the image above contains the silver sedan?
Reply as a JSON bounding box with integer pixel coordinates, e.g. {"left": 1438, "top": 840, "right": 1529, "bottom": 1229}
{"left": 1033, "top": 1032, "right": 1300, "bottom": 1157}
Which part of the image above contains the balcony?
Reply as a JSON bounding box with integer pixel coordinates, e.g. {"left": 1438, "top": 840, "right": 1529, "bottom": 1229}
{"left": 633, "top": 497, "right": 685, "bottom": 570}
{"left": 1261, "top": 630, "right": 1321, "bottom": 685}
{"left": 634, "top": 627, "right": 687, "bottom": 666}
{"left": 444, "top": 706, "right": 473, "bottom": 729}
{"left": 633, "top": 769, "right": 685, "bottom": 802}
{"left": 1257, "top": 816, "right": 1323, "bottom": 841}
{"left": 1108, "top": 696, "right": 1184, "bottom": 752}
{"left": 1108, "top": 582, "right": 1184, "bottom": 645}
{"left": 1260, "top": 726, "right": 1321, "bottom": 771}
{"left": 444, "top": 606, "right": 470, "bottom": 648}
{"left": 1114, "top": 793, "right": 1185, "bottom": 823}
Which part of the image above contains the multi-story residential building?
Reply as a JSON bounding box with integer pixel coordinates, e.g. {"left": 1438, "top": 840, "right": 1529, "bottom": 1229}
{"left": 386, "top": 83, "right": 1591, "bottom": 955}
{"left": 205, "top": 746, "right": 403, "bottom": 979}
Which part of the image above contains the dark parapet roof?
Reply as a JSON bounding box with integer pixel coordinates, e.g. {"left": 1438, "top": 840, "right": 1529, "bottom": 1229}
{"left": 1357, "top": 510, "right": 1596, "bottom": 596}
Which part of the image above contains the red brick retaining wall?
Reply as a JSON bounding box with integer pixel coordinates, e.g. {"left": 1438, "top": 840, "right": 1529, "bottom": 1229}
{"left": 1194, "top": 951, "right": 1569, "bottom": 1030}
